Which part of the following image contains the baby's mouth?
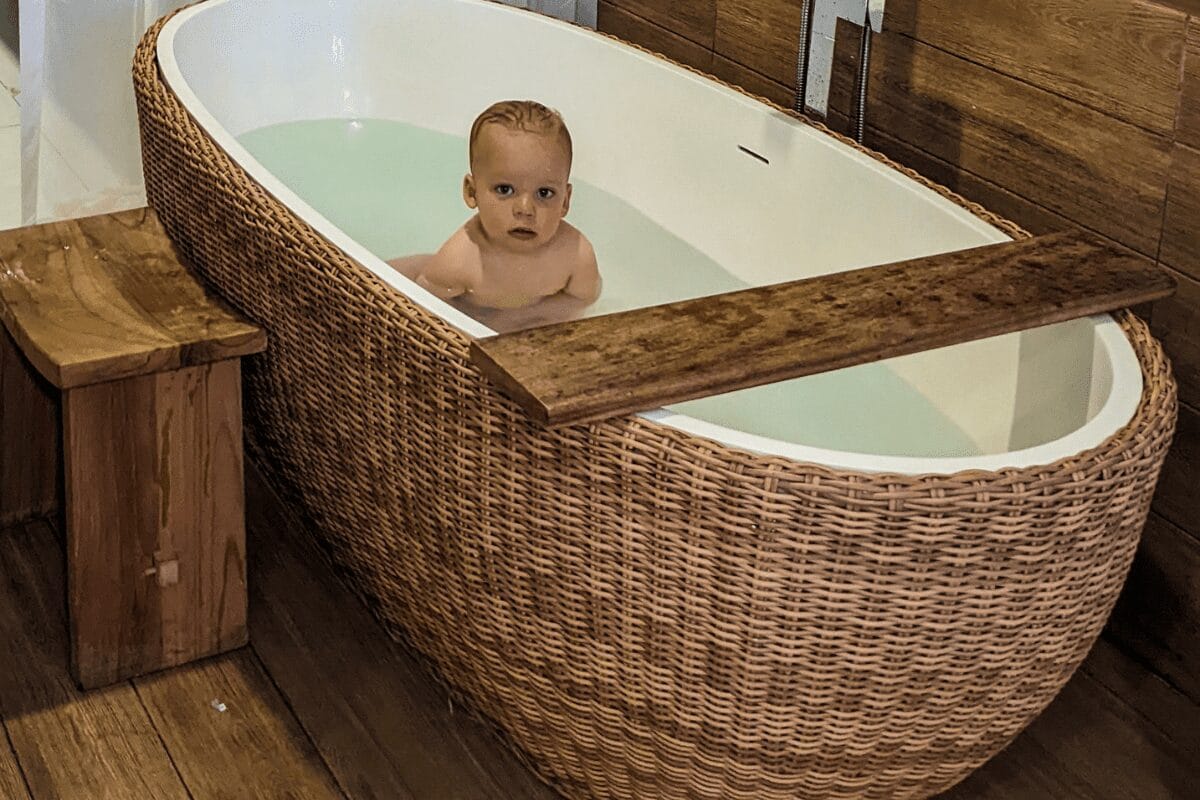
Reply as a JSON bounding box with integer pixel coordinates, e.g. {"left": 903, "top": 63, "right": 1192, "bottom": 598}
{"left": 508, "top": 227, "right": 537, "bottom": 240}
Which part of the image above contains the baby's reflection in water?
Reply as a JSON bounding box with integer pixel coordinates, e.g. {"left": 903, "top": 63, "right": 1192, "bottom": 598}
{"left": 386, "top": 254, "right": 594, "bottom": 334}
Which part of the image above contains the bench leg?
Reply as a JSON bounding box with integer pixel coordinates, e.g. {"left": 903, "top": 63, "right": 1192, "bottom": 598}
{"left": 0, "top": 328, "right": 60, "bottom": 526}
{"left": 63, "top": 359, "right": 248, "bottom": 689}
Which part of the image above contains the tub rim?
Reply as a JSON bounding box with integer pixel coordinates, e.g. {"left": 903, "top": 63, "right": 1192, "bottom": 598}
{"left": 155, "top": 0, "right": 1145, "bottom": 476}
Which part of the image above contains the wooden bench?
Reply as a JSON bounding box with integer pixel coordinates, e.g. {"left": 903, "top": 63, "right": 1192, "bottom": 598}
{"left": 0, "top": 207, "right": 266, "bottom": 689}
{"left": 471, "top": 231, "right": 1175, "bottom": 426}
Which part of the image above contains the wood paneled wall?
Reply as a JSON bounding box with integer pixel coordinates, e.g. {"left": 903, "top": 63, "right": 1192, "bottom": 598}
{"left": 598, "top": 0, "right": 1200, "bottom": 703}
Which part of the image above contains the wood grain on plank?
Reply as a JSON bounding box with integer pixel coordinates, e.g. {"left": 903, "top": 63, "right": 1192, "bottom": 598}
{"left": 471, "top": 231, "right": 1173, "bottom": 426}
{"left": 0, "top": 728, "right": 30, "bottom": 800}
{"left": 133, "top": 651, "right": 344, "bottom": 799}
{"left": 598, "top": 1, "right": 713, "bottom": 73}
{"left": 714, "top": 0, "right": 801, "bottom": 86}
{"left": 883, "top": 0, "right": 1186, "bottom": 134}
{"left": 1160, "top": 144, "right": 1200, "bottom": 281}
{"left": 65, "top": 361, "right": 247, "bottom": 689}
{"left": 709, "top": 54, "right": 793, "bottom": 108}
{"left": 0, "top": 207, "right": 265, "bottom": 389}
{"left": 828, "top": 31, "right": 1171, "bottom": 256}
{"left": 605, "top": 0, "right": 716, "bottom": 48}
{"left": 1107, "top": 512, "right": 1200, "bottom": 706}
{"left": 0, "top": 329, "right": 58, "bottom": 527}
{"left": 1181, "top": 22, "right": 1200, "bottom": 148}
{"left": 1152, "top": 403, "right": 1200, "bottom": 537}
{"left": 1149, "top": 266, "right": 1200, "bottom": 407}
{"left": 245, "top": 462, "right": 561, "bottom": 800}
{"left": 1084, "top": 635, "right": 1200, "bottom": 759}
{"left": 0, "top": 522, "right": 189, "bottom": 800}
{"left": 941, "top": 637, "right": 1200, "bottom": 799}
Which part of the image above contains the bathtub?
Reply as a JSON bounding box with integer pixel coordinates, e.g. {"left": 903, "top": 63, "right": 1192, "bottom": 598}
{"left": 135, "top": 1, "right": 1177, "bottom": 798}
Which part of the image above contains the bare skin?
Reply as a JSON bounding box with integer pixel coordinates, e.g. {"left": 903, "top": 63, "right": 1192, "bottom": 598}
{"left": 388, "top": 123, "right": 600, "bottom": 327}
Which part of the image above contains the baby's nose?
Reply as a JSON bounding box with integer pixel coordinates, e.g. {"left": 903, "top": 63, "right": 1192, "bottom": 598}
{"left": 514, "top": 195, "right": 535, "bottom": 216}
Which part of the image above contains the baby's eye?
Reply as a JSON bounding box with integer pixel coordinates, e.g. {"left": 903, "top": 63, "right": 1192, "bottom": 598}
{"left": 494, "top": 184, "right": 514, "bottom": 197}
{"left": 537, "top": 188, "right": 556, "bottom": 200}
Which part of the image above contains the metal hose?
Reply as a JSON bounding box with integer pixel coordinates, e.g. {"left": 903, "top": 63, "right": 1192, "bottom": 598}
{"left": 794, "top": 0, "right": 816, "bottom": 114}
{"left": 853, "top": 25, "right": 872, "bottom": 143}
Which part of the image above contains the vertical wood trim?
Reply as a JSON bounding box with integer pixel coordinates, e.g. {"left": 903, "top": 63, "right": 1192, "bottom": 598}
{"left": 0, "top": 328, "right": 59, "bottom": 526}
{"left": 64, "top": 361, "right": 247, "bottom": 689}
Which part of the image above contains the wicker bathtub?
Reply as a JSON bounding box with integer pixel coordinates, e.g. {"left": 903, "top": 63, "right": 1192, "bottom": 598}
{"left": 135, "top": 1, "right": 1176, "bottom": 798}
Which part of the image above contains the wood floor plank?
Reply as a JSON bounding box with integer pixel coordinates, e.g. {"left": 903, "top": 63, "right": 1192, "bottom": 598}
{"left": 941, "top": 638, "right": 1200, "bottom": 799}
{"left": 133, "top": 650, "right": 344, "bottom": 800}
{"left": 1106, "top": 512, "right": 1200, "bottom": 704}
{"left": 0, "top": 522, "right": 188, "bottom": 800}
{"left": 0, "top": 726, "right": 31, "bottom": 800}
{"left": 245, "top": 463, "right": 560, "bottom": 800}
{"left": 1083, "top": 637, "right": 1200, "bottom": 760}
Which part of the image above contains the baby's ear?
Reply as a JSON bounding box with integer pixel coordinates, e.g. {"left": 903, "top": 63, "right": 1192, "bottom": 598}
{"left": 562, "top": 183, "right": 572, "bottom": 216}
{"left": 462, "top": 174, "right": 478, "bottom": 209}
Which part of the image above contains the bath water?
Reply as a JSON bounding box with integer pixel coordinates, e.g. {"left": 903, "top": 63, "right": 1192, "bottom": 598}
{"left": 238, "top": 118, "right": 980, "bottom": 458}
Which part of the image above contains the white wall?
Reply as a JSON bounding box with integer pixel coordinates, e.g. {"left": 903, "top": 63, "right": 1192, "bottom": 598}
{"left": 18, "top": 0, "right": 193, "bottom": 223}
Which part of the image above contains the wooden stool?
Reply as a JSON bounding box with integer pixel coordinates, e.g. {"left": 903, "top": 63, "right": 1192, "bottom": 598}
{"left": 0, "top": 207, "right": 266, "bottom": 689}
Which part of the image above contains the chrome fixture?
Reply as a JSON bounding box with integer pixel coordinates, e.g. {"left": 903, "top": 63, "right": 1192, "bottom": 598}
{"left": 794, "top": 0, "right": 885, "bottom": 143}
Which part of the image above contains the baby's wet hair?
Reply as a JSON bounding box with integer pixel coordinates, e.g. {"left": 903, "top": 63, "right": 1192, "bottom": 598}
{"left": 469, "top": 100, "right": 573, "bottom": 169}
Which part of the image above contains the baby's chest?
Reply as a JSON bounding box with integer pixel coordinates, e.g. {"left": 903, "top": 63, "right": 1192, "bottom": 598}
{"left": 478, "top": 260, "right": 569, "bottom": 295}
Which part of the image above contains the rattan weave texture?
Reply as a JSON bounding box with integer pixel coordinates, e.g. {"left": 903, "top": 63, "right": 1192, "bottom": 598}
{"left": 134, "top": 9, "right": 1176, "bottom": 799}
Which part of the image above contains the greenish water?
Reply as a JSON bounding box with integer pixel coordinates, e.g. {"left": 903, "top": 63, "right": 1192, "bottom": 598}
{"left": 238, "top": 118, "right": 981, "bottom": 458}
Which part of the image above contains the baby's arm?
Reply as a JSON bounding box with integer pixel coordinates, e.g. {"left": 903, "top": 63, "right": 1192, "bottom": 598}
{"left": 415, "top": 228, "right": 480, "bottom": 300}
{"left": 563, "top": 234, "right": 601, "bottom": 304}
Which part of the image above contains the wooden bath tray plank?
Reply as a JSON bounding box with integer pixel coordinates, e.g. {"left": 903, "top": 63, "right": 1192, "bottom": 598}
{"left": 0, "top": 207, "right": 266, "bottom": 389}
{"left": 470, "top": 230, "right": 1175, "bottom": 427}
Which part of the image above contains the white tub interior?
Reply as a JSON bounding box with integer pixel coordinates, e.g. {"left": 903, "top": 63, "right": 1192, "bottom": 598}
{"left": 157, "top": 0, "right": 1142, "bottom": 474}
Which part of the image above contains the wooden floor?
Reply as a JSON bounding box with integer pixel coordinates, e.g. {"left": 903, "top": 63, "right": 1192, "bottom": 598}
{"left": 0, "top": 465, "right": 1196, "bottom": 800}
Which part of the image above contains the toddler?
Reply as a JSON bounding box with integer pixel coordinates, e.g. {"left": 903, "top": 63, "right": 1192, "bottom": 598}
{"left": 391, "top": 101, "right": 600, "bottom": 321}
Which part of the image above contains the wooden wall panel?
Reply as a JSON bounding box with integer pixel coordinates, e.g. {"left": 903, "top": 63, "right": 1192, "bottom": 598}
{"left": 598, "top": 2, "right": 713, "bottom": 73}
{"left": 714, "top": 0, "right": 800, "bottom": 85}
{"left": 709, "top": 54, "right": 792, "bottom": 107}
{"left": 839, "top": 34, "right": 1171, "bottom": 256}
{"left": 1153, "top": 403, "right": 1200, "bottom": 537}
{"left": 882, "top": 0, "right": 1186, "bottom": 134}
{"left": 1151, "top": 268, "right": 1200, "bottom": 408}
{"left": 1161, "top": 144, "right": 1200, "bottom": 281}
{"left": 1108, "top": 512, "right": 1200, "bottom": 704}
{"left": 1181, "top": 22, "right": 1200, "bottom": 148}
{"left": 606, "top": 0, "right": 717, "bottom": 48}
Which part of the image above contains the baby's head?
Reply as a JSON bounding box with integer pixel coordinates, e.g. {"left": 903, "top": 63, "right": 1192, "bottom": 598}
{"left": 463, "top": 100, "right": 574, "bottom": 252}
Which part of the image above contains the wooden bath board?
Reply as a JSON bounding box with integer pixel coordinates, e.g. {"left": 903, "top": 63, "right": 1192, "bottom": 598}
{"left": 470, "top": 230, "right": 1175, "bottom": 427}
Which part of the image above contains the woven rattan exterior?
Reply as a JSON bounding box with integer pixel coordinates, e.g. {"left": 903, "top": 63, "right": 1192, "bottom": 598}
{"left": 134, "top": 10, "right": 1176, "bottom": 799}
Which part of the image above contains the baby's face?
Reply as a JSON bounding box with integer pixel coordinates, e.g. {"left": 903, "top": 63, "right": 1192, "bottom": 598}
{"left": 464, "top": 125, "right": 572, "bottom": 252}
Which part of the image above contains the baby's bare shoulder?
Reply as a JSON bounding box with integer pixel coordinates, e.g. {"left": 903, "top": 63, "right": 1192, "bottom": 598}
{"left": 429, "top": 226, "right": 482, "bottom": 275}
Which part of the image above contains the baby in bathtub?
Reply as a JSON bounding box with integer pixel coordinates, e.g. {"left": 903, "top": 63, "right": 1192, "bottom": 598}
{"left": 389, "top": 100, "right": 600, "bottom": 330}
